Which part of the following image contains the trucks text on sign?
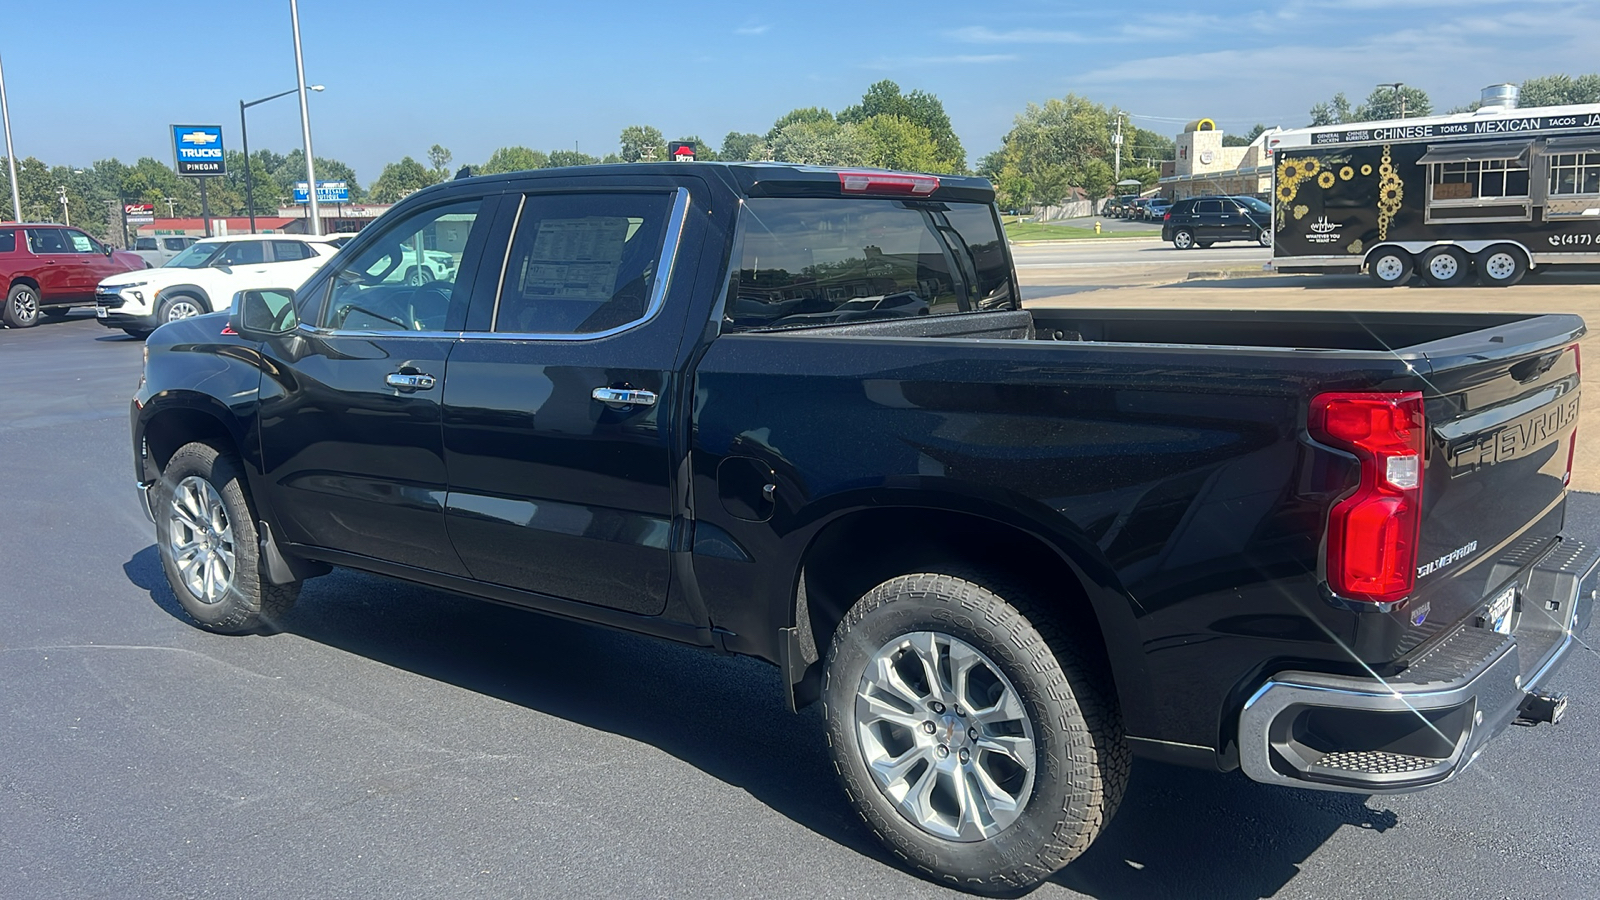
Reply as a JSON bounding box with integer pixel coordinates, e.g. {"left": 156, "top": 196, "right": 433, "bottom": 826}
{"left": 171, "top": 125, "right": 226, "bottom": 176}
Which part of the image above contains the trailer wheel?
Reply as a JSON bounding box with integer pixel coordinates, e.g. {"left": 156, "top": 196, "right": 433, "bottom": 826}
{"left": 1475, "top": 245, "right": 1527, "bottom": 287}
{"left": 1419, "top": 246, "right": 1471, "bottom": 287}
{"left": 1367, "top": 248, "right": 1413, "bottom": 287}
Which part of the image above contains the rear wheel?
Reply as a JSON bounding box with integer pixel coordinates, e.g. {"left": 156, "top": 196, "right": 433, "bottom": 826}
{"left": 1419, "top": 245, "right": 1472, "bottom": 287}
{"left": 1475, "top": 245, "right": 1527, "bottom": 287}
{"left": 3, "top": 284, "right": 41, "bottom": 327}
{"left": 1367, "top": 247, "right": 1413, "bottom": 287}
{"left": 1172, "top": 228, "right": 1196, "bottom": 250}
{"left": 155, "top": 442, "right": 299, "bottom": 633}
{"left": 823, "top": 572, "right": 1127, "bottom": 893}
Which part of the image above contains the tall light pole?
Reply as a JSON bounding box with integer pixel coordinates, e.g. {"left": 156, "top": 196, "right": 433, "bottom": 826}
{"left": 290, "top": 0, "right": 322, "bottom": 235}
{"left": 241, "top": 84, "right": 322, "bottom": 234}
{"left": 0, "top": 51, "right": 22, "bottom": 222}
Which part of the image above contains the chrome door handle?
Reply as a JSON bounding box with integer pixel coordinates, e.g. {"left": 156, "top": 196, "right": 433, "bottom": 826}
{"left": 591, "top": 387, "right": 658, "bottom": 407}
{"left": 386, "top": 372, "right": 436, "bottom": 390}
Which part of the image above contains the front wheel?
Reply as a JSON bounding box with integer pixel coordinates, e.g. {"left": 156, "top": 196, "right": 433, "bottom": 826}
{"left": 822, "top": 573, "right": 1127, "bottom": 893}
{"left": 3, "top": 284, "right": 41, "bottom": 327}
{"left": 158, "top": 294, "right": 207, "bottom": 324}
{"left": 1256, "top": 228, "right": 1272, "bottom": 247}
{"left": 155, "top": 442, "right": 299, "bottom": 633}
{"left": 1172, "top": 228, "right": 1196, "bottom": 250}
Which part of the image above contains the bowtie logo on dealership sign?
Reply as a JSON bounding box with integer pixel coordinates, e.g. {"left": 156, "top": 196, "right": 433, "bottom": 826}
{"left": 171, "top": 124, "right": 227, "bottom": 176}
{"left": 669, "top": 141, "right": 697, "bottom": 163}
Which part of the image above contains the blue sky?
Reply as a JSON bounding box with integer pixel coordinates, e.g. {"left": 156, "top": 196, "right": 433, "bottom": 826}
{"left": 7, "top": 1, "right": 1600, "bottom": 184}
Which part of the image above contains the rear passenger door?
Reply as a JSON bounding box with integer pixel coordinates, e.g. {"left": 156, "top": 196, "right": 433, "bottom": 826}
{"left": 23, "top": 228, "right": 77, "bottom": 299}
{"left": 440, "top": 182, "right": 693, "bottom": 616}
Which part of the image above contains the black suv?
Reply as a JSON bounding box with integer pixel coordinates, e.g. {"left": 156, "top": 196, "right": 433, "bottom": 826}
{"left": 1161, "top": 195, "right": 1272, "bottom": 249}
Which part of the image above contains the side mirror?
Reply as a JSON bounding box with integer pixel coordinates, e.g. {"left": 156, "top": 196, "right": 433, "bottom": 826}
{"left": 230, "top": 288, "right": 299, "bottom": 338}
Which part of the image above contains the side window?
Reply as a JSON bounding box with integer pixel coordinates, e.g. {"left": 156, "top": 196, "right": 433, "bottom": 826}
{"left": 1196, "top": 200, "right": 1223, "bottom": 214}
{"left": 163, "top": 238, "right": 190, "bottom": 251}
{"left": 27, "top": 229, "right": 67, "bottom": 254}
{"left": 61, "top": 229, "right": 100, "bottom": 253}
{"left": 0, "top": 228, "right": 15, "bottom": 253}
{"left": 136, "top": 237, "right": 158, "bottom": 251}
{"left": 322, "top": 199, "right": 483, "bottom": 332}
{"left": 269, "top": 240, "right": 313, "bottom": 262}
{"left": 491, "top": 192, "right": 674, "bottom": 335}
{"left": 215, "top": 241, "right": 267, "bottom": 265}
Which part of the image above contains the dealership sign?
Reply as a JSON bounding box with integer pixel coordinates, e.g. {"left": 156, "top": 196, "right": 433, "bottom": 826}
{"left": 124, "top": 203, "right": 154, "bottom": 223}
{"left": 171, "top": 125, "right": 226, "bottom": 176}
{"left": 293, "top": 181, "right": 351, "bottom": 204}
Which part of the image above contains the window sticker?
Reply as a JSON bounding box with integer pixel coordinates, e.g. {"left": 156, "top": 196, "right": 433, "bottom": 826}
{"left": 520, "top": 217, "right": 629, "bottom": 301}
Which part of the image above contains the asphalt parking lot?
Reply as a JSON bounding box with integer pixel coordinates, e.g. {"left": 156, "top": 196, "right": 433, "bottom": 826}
{"left": 2, "top": 309, "right": 1598, "bottom": 899}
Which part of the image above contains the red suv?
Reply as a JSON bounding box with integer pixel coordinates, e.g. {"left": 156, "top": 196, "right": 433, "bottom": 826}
{"left": 0, "top": 223, "right": 149, "bottom": 327}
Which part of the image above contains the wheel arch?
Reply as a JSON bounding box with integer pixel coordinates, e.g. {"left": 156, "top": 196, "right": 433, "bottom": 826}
{"left": 137, "top": 393, "right": 249, "bottom": 484}
{"left": 155, "top": 284, "right": 214, "bottom": 312}
{"left": 779, "top": 489, "right": 1152, "bottom": 725}
{"left": 8, "top": 275, "right": 41, "bottom": 294}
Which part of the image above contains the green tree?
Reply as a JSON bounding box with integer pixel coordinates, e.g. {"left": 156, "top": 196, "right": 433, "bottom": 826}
{"left": 839, "top": 80, "right": 967, "bottom": 172}
{"left": 546, "top": 149, "right": 600, "bottom": 168}
{"left": 856, "top": 115, "right": 941, "bottom": 172}
{"left": 221, "top": 150, "right": 281, "bottom": 216}
{"left": 766, "top": 107, "right": 835, "bottom": 141}
{"left": 619, "top": 125, "right": 665, "bottom": 162}
{"left": 985, "top": 94, "right": 1120, "bottom": 207}
{"left": 270, "top": 150, "right": 365, "bottom": 204}
{"left": 369, "top": 156, "right": 440, "bottom": 203}
{"left": 769, "top": 119, "right": 871, "bottom": 167}
{"left": 480, "top": 146, "right": 550, "bottom": 174}
{"left": 427, "top": 144, "right": 453, "bottom": 177}
{"left": 719, "top": 132, "right": 767, "bottom": 162}
{"left": 1519, "top": 73, "right": 1600, "bottom": 107}
{"left": 1310, "top": 87, "right": 1431, "bottom": 125}
{"left": 1222, "top": 124, "right": 1268, "bottom": 147}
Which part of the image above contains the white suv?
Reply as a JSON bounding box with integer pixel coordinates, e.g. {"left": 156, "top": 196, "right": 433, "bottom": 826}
{"left": 95, "top": 234, "right": 341, "bottom": 337}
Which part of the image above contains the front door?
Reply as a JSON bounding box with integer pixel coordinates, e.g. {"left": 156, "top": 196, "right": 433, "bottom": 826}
{"left": 440, "top": 184, "right": 692, "bottom": 615}
{"left": 255, "top": 197, "right": 494, "bottom": 575}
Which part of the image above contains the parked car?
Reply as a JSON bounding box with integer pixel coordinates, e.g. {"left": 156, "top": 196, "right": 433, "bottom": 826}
{"left": 1107, "top": 194, "right": 1138, "bottom": 217}
{"left": 1126, "top": 197, "right": 1150, "bottom": 220}
{"left": 1142, "top": 197, "right": 1173, "bottom": 220}
{"left": 132, "top": 235, "right": 199, "bottom": 268}
{"left": 0, "top": 223, "right": 149, "bottom": 327}
{"left": 133, "top": 163, "right": 1592, "bottom": 893}
{"left": 94, "top": 234, "right": 340, "bottom": 337}
{"left": 1161, "top": 195, "right": 1273, "bottom": 249}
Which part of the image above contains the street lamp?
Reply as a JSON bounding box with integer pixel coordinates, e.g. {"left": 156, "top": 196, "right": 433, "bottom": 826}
{"left": 290, "top": 0, "right": 322, "bottom": 235}
{"left": 1377, "top": 82, "right": 1406, "bottom": 119}
{"left": 0, "top": 51, "right": 19, "bottom": 223}
{"left": 240, "top": 83, "right": 323, "bottom": 233}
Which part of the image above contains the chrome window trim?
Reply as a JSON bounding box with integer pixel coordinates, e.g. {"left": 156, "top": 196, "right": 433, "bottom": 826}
{"left": 482, "top": 185, "right": 691, "bottom": 342}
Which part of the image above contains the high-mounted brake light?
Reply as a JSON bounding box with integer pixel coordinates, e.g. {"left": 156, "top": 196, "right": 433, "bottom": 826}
{"left": 1310, "top": 391, "right": 1426, "bottom": 604}
{"left": 838, "top": 172, "right": 940, "bottom": 196}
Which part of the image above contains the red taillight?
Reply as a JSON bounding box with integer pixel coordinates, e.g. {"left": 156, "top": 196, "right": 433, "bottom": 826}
{"left": 1310, "top": 391, "right": 1426, "bottom": 604}
{"left": 838, "top": 171, "right": 939, "bottom": 195}
{"left": 1163, "top": 211, "right": 1171, "bottom": 221}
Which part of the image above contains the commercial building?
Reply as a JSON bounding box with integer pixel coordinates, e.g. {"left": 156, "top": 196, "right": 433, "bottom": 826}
{"left": 1158, "top": 119, "right": 1277, "bottom": 201}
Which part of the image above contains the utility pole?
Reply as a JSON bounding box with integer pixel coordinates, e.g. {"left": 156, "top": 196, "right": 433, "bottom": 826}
{"left": 0, "top": 51, "right": 19, "bottom": 223}
{"left": 56, "top": 185, "right": 68, "bottom": 226}
{"left": 162, "top": 196, "right": 178, "bottom": 217}
{"left": 1113, "top": 112, "right": 1126, "bottom": 183}
{"left": 1378, "top": 82, "right": 1406, "bottom": 119}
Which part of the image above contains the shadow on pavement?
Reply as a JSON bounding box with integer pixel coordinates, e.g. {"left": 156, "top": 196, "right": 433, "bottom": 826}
{"left": 1052, "top": 760, "right": 1394, "bottom": 899}
{"left": 124, "top": 542, "right": 1406, "bottom": 896}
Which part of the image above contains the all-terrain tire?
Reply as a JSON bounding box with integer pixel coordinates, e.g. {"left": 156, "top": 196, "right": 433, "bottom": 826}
{"left": 822, "top": 572, "right": 1128, "bottom": 894}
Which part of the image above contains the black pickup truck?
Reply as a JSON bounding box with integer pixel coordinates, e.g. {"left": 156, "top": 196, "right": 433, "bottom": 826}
{"left": 132, "top": 162, "right": 1594, "bottom": 893}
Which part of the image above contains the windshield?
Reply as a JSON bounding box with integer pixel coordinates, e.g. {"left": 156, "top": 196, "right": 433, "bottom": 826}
{"left": 165, "top": 241, "right": 224, "bottom": 268}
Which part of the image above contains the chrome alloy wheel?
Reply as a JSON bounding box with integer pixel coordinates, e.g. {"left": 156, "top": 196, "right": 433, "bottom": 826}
{"left": 168, "top": 476, "right": 236, "bottom": 604}
{"left": 1373, "top": 254, "right": 1408, "bottom": 282}
{"left": 10, "top": 288, "right": 38, "bottom": 323}
{"left": 855, "top": 631, "right": 1037, "bottom": 842}
{"left": 1482, "top": 251, "right": 1518, "bottom": 281}
{"left": 164, "top": 298, "right": 203, "bottom": 322}
{"left": 1427, "top": 252, "right": 1460, "bottom": 280}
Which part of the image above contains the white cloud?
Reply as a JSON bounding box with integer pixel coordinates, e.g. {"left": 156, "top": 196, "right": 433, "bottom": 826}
{"left": 863, "top": 53, "right": 1019, "bottom": 70}
{"left": 945, "top": 25, "right": 1088, "bottom": 44}
{"left": 734, "top": 22, "right": 770, "bottom": 36}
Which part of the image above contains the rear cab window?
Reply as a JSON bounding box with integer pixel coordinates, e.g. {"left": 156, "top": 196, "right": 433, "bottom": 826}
{"left": 729, "top": 197, "right": 1012, "bottom": 332}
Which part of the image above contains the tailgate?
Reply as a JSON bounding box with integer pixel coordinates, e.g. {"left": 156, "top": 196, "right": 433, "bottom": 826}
{"left": 1404, "top": 314, "right": 1584, "bottom": 654}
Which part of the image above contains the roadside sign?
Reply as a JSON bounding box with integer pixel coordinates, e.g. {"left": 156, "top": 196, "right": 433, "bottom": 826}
{"left": 293, "top": 181, "right": 350, "bottom": 204}
{"left": 124, "top": 203, "right": 154, "bottom": 224}
{"left": 171, "top": 125, "right": 226, "bottom": 176}
{"left": 669, "top": 141, "right": 697, "bottom": 163}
